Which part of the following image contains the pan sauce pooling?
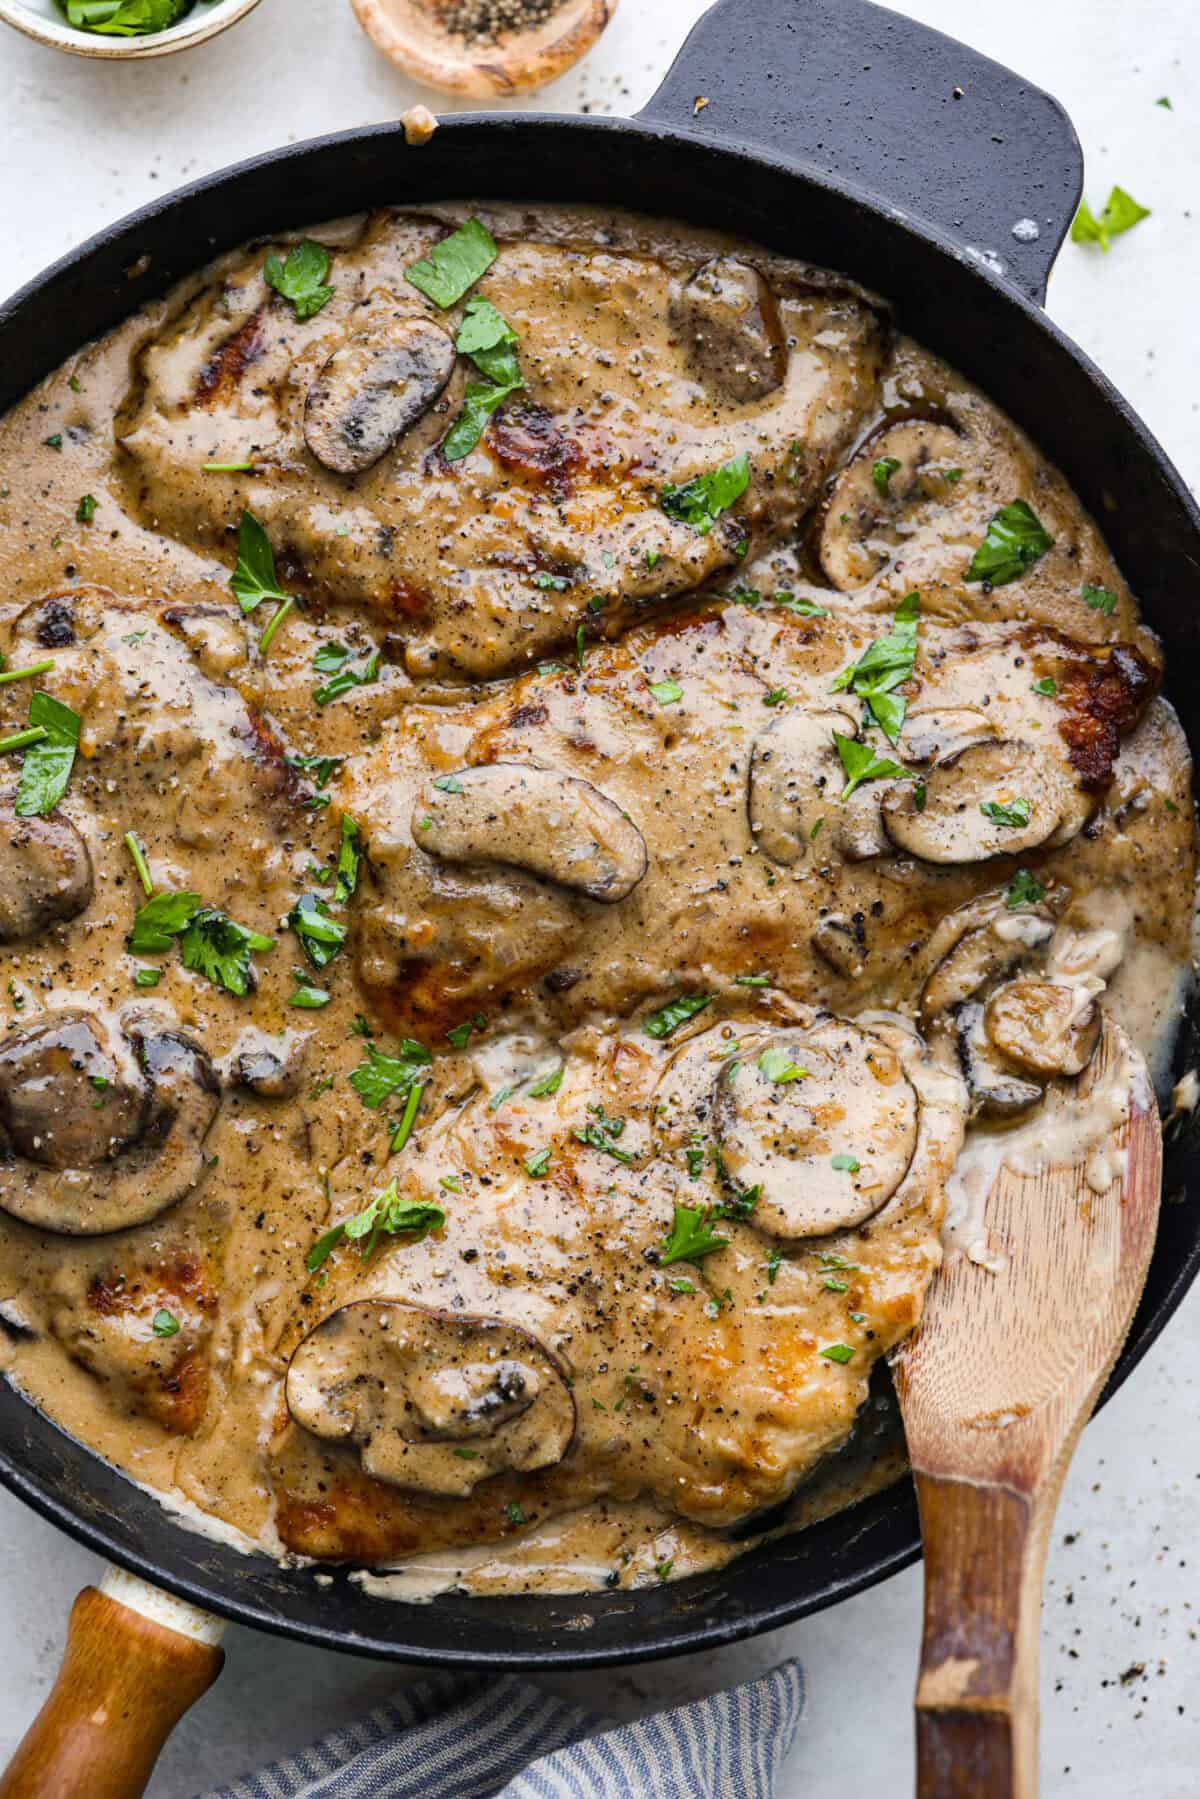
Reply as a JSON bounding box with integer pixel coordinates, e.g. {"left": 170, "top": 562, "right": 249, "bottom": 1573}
{"left": 0, "top": 203, "right": 1193, "bottom": 1596}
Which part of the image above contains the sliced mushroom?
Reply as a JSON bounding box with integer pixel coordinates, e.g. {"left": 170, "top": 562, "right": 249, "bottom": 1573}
{"left": 919, "top": 896, "right": 1056, "bottom": 1025}
{"left": 900, "top": 705, "right": 998, "bottom": 767}
{"left": 669, "top": 257, "right": 785, "bottom": 403}
{"left": 956, "top": 1002, "right": 1044, "bottom": 1119}
{"left": 816, "top": 417, "right": 964, "bottom": 590}
{"left": 748, "top": 709, "right": 856, "bottom": 865}
{"left": 713, "top": 1018, "right": 918, "bottom": 1239}
{"left": 984, "top": 979, "right": 1102, "bottom": 1079}
{"left": 286, "top": 1301, "right": 576, "bottom": 1497}
{"left": 412, "top": 763, "right": 647, "bottom": 903}
{"left": 232, "top": 1028, "right": 308, "bottom": 1099}
{"left": 0, "top": 800, "right": 93, "bottom": 944}
{"left": 811, "top": 915, "right": 866, "bottom": 979}
{"left": 882, "top": 738, "right": 1092, "bottom": 863}
{"left": 304, "top": 320, "right": 455, "bottom": 476}
{"left": 832, "top": 784, "right": 892, "bottom": 862}
{"left": 0, "top": 1010, "right": 219, "bottom": 1234}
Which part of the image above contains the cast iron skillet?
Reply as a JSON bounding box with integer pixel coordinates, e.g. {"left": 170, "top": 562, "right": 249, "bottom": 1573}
{"left": 2, "top": 0, "right": 1199, "bottom": 1671}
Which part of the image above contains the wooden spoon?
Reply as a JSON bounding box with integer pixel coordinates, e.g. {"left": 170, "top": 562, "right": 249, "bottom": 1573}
{"left": 349, "top": 0, "right": 618, "bottom": 97}
{"left": 893, "top": 1018, "right": 1161, "bottom": 1797}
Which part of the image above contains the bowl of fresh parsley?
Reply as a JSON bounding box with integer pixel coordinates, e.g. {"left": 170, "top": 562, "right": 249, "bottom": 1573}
{"left": 0, "top": 0, "right": 261, "bottom": 56}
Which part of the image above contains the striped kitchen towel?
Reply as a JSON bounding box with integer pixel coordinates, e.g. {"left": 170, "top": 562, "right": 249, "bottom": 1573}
{"left": 200, "top": 1660, "right": 805, "bottom": 1798}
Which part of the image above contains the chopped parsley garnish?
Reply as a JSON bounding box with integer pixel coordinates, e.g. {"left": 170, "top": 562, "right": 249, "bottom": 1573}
{"left": 871, "top": 455, "right": 901, "bottom": 496}
{"left": 13, "top": 692, "right": 80, "bottom": 818}
{"left": 642, "top": 992, "right": 713, "bottom": 1039}
{"left": 128, "top": 890, "right": 202, "bottom": 953}
{"left": 443, "top": 296, "right": 524, "bottom": 461}
{"left": 685, "top": 1135, "right": 707, "bottom": 1178}
{"left": 505, "top": 1502, "right": 526, "bottom": 1526}
{"left": 1081, "top": 583, "right": 1118, "bottom": 616}
{"left": 942, "top": 467, "right": 963, "bottom": 483}
{"left": 534, "top": 572, "right": 569, "bottom": 591}
{"left": 980, "top": 797, "right": 1031, "bottom": 829}
{"left": 964, "top": 501, "right": 1054, "bottom": 586}
{"left": 758, "top": 1045, "right": 807, "bottom": 1084}
{"left": 0, "top": 659, "right": 54, "bottom": 688}
{"left": 660, "top": 452, "right": 750, "bottom": 536}
{"left": 669, "top": 1278, "right": 695, "bottom": 1294}
{"left": 446, "top": 1014, "right": 485, "bottom": 1051}
{"left": 334, "top": 815, "right": 360, "bottom": 905}
{"left": 124, "top": 830, "right": 154, "bottom": 897}
{"left": 830, "top": 1152, "right": 860, "bottom": 1172}
{"left": 264, "top": 240, "right": 335, "bottom": 321}
{"left": 1070, "top": 187, "right": 1151, "bottom": 252}
{"left": 833, "top": 731, "right": 908, "bottom": 802}
{"left": 819, "top": 1343, "right": 854, "bottom": 1364}
{"left": 134, "top": 967, "right": 161, "bottom": 988}
{"left": 433, "top": 773, "right": 464, "bottom": 793}
{"left": 830, "top": 590, "right": 920, "bottom": 743}
{"left": 659, "top": 1203, "right": 729, "bottom": 1267}
{"left": 527, "top": 1063, "right": 565, "bottom": 1098}
{"left": 1033, "top": 676, "right": 1057, "bottom": 697}
{"left": 151, "top": 1308, "right": 180, "bottom": 1338}
{"left": 288, "top": 893, "right": 347, "bottom": 970}
{"left": 766, "top": 1248, "right": 783, "bottom": 1285}
{"left": 735, "top": 973, "right": 771, "bottom": 987}
{"left": 763, "top": 688, "right": 789, "bottom": 707}
{"left": 312, "top": 642, "right": 381, "bottom": 706}
{"left": 524, "top": 1146, "right": 552, "bottom": 1178}
{"left": 307, "top": 1177, "right": 444, "bottom": 1270}
{"left": 179, "top": 909, "right": 275, "bottom": 997}
{"left": 1005, "top": 868, "right": 1047, "bottom": 910}
{"left": 285, "top": 751, "right": 345, "bottom": 794}
{"left": 349, "top": 1038, "right": 432, "bottom": 1110}
{"left": 405, "top": 218, "right": 498, "bottom": 308}
{"left": 573, "top": 1102, "right": 632, "bottom": 1163}
{"left": 289, "top": 973, "right": 331, "bottom": 1009}
{"left": 230, "top": 510, "right": 288, "bottom": 615}
{"left": 648, "top": 678, "right": 684, "bottom": 706}
{"left": 76, "top": 494, "right": 97, "bottom": 524}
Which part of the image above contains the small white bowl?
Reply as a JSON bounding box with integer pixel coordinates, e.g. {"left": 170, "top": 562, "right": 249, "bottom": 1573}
{"left": 0, "top": 0, "right": 262, "bottom": 59}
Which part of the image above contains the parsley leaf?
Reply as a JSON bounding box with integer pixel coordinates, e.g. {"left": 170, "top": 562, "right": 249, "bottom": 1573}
{"left": 128, "top": 890, "right": 203, "bottom": 953}
{"left": 310, "top": 1178, "right": 444, "bottom": 1269}
{"left": 443, "top": 296, "right": 524, "bottom": 461}
{"left": 643, "top": 993, "right": 713, "bottom": 1039}
{"left": 59, "top": 0, "right": 188, "bottom": 36}
{"left": 334, "top": 814, "right": 360, "bottom": 905}
{"left": 830, "top": 590, "right": 920, "bottom": 743}
{"left": 405, "top": 218, "right": 498, "bottom": 308}
{"left": 574, "top": 1103, "right": 632, "bottom": 1163}
{"left": 349, "top": 1038, "right": 432, "bottom": 1110}
{"left": 1005, "top": 868, "right": 1047, "bottom": 910}
{"left": 980, "top": 798, "right": 1031, "bottom": 828}
{"left": 312, "top": 643, "right": 381, "bottom": 706}
{"left": 288, "top": 893, "right": 347, "bottom": 971}
{"left": 230, "top": 510, "right": 288, "bottom": 615}
{"left": 285, "top": 750, "right": 344, "bottom": 795}
{"left": 443, "top": 381, "right": 521, "bottom": 462}
{"left": 648, "top": 678, "right": 683, "bottom": 705}
{"left": 528, "top": 1063, "right": 565, "bottom": 1098}
{"left": 13, "top": 692, "right": 80, "bottom": 818}
{"left": 758, "top": 1045, "right": 807, "bottom": 1084}
{"left": 833, "top": 731, "right": 909, "bottom": 801}
{"left": 1070, "top": 187, "right": 1151, "bottom": 252}
{"left": 819, "top": 1342, "right": 854, "bottom": 1364}
{"left": 660, "top": 453, "right": 750, "bottom": 535}
{"left": 1033, "top": 677, "right": 1057, "bottom": 697}
{"left": 290, "top": 973, "right": 331, "bottom": 1009}
{"left": 659, "top": 1204, "right": 729, "bottom": 1267}
{"left": 830, "top": 1152, "right": 860, "bottom": 1173}
{"left": 76, "top": 494, "right": 97, "bottom": 524}
{"left": 964, "top": 501, "right": 1055, "bottom": 586}
{"left": 179, "top": 909, "right": 275, "bottom": 997}
{"left": 524, "top": 1146, "right": 552, "bottom": 1178}
{"left": 1081, "top": 582, "right": 1118, "bottom": 616}
{"left": 151, "top": 1307, "right": 180, "bottom": 1337}
{"left": 872, "top": 455, "right": 901, "bottom": 496}
{"left": 264, "top": 240, "right": 335, "bottom": 321}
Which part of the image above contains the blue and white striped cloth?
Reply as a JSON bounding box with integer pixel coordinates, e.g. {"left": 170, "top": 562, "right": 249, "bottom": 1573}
{"left": 200, "top": 1661, "right": 805, "bottom": 1798}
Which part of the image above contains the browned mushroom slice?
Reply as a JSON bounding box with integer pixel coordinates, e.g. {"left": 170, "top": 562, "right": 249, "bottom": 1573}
{"left": 956, "top": 1002, "right": 1044, "bottom": 1119}
{"left": 0, "top": 800, "right": 93, "bottom": 944}
{"left": 303, "top": 320, "right": 455, "bottom": 476}
{"left": 816, "top": 417, "right": 963, "bottom": 590}
{"left": 669, "top": 258, "right": 786, "bottom": 403}
{"left": 0, "top": 1010, "right": 219, "bottom": 1234}
{"left": 984, "top": 979, "right": 1102, "bottom": 1079}
{"left": 882, "top": 739, "right": 1091, "bottom": 863}
{"left": 811, "top": 916, "right": 866, "bottom": 979}
{"left": 713, "top": 1019, "right": 918, "bottom": 1239}
{"left": 413, "top": 763, "right": 647, "bottom": 903}
{"left": 286, "top": 1302, "right": 576, "bottom": 1497}
{"left": 748, "top": 709, "right": 857, "bottom": 865}
{"left": 919, "top": 896, "right": 1056, "bottom": 1025}
{"left": 900, "top": 706, "right": 998, "bottom": 767}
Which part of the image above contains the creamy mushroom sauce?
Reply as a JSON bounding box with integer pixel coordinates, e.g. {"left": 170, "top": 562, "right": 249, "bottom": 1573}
{"left": 0, "top": 203, "right": 1194, "bottom": 1601}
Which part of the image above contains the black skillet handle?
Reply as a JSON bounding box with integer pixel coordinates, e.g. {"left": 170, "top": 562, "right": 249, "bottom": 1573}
{"left": 637, "top": 0, "right": 1082, "bottom": 306}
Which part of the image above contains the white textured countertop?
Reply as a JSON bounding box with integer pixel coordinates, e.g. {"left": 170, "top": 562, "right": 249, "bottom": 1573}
{"left": 2, "top": 1, "right": 1198, "bottom": 1793}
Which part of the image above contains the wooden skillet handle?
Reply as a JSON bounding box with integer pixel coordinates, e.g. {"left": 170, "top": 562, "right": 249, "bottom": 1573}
{"left": 0, "top": 1573, "right": 225, "bottom": 1799}
{"left": 913, "top": 1473, "right": 1045, "bottom": 1798}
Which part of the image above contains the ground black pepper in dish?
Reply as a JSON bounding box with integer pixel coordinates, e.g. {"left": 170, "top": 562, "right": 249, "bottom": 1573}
{"left": 435, "top": 0, "right": 564, "bottom": 41}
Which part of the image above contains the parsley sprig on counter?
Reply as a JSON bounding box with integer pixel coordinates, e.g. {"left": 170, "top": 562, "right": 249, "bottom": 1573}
{"left": 1071, "top": 187, "right": 1150, "bottom": 253}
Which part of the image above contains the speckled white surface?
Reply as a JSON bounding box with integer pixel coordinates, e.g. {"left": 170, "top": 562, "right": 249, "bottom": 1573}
{"left": 2, "top": 2, "right": 1199, "bottom": 1793}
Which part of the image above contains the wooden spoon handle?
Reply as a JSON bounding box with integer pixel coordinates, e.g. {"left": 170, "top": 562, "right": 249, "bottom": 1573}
{"left": 0, "top": 1573, "right": 225, "bottom": 1799}
{"left": 914, "top": 1472, "right": 1044, "bottom": 1798}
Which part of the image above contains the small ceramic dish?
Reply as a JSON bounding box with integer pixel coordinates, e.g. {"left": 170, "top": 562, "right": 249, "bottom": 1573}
{"left": 0, "top": 0, "right": 261, "bottom": 60}
{"left": 350, "top": 0, "right": 617, "bottom": 97}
